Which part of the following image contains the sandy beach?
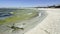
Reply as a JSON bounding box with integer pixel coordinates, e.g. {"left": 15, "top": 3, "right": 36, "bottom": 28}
{"left": 0, "top": 8, "right": 60, "bottom": 34}
{"left": 24, "top": 8, "right": 60, "bottom": 34}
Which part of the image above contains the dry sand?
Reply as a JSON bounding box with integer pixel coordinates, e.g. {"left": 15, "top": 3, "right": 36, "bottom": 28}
{"left": 25, "top": 8, "right": 60, "bottom": 34}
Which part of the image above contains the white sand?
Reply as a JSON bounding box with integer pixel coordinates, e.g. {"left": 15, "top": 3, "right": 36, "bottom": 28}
{"left": 25, "top": 8, "right": 60, "bottom": 34}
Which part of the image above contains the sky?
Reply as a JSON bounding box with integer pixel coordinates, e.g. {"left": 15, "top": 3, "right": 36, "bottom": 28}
{"left": 0, "top": 0, "right": 60, "bottom": 8}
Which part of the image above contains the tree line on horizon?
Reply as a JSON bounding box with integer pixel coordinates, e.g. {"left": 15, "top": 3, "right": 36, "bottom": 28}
{"left": 34, "top": 4, "right": 60, "bottom": 8}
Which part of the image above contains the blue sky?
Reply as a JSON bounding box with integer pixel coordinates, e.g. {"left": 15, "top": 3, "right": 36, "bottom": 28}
{"left": 0, "top": 0, "right": 60, "bottom": 8}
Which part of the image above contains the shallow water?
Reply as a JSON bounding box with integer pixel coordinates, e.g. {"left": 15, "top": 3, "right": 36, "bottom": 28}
{"left": 0, "top": 12, "right": 13, "bottom": 20}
